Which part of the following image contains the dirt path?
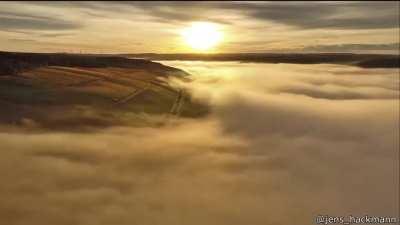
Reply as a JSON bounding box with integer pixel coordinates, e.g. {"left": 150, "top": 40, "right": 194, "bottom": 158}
{"left": 113, "top": 83, "right": 150, "bottom": 105}
{"left": 169, "top": 89, "right": 184, "bottom": 117}
{"left": 50, "top": 66, "right": 185, "bottom": 116}
{"left": 65, "top": 78, "right": 103, "bottom": 87}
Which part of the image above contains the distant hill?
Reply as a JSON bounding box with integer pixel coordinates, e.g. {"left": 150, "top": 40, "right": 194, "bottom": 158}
{"left": 0, "top": 51, "right": 188, "bottom": 76}
{"left": 121, "top": 53, "right": 400, "bottom": 68}
{"left": 0, "top": 52, "right": 207, "bottom": 130}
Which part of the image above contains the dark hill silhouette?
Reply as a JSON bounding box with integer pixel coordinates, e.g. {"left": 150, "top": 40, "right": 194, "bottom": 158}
{"left": 0, "top": 51, "right": 188, "bottom": 76}
{"left": 121, "top": 53, "right": 399, "bottom": 68}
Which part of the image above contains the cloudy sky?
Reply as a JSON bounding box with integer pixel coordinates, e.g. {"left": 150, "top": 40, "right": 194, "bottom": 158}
{"left": 0, "top": 1, "right": 399, "bottom": 53}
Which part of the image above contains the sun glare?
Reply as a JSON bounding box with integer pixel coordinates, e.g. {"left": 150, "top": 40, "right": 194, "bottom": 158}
{"left": 181, "top": 22, "right": 223, "bottom": 51}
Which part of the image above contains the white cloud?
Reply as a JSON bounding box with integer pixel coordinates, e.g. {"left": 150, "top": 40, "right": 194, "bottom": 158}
{"left": 0, "top": 62, "right": 398, "bottom": 224}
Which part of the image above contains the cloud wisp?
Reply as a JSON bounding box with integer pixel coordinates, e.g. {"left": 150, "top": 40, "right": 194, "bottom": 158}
{"left": 0, "top": 2, "right": 398, "bottom": 53}
{"left": 0, "top": 11, "right": 82, "bottom": 31}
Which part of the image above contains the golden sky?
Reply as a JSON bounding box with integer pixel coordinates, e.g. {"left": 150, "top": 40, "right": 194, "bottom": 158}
{"left": 0, "top": 1, "right": 398, "bottom": 53}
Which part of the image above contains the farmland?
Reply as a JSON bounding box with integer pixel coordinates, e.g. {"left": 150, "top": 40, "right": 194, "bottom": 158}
{"left": 0, "top": 52, "right": 208, "bottom": 130}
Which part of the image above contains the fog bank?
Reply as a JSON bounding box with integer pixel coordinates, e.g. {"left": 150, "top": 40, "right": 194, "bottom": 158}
{"left": 0, "top": 62, "right": 398, "bottom": 225}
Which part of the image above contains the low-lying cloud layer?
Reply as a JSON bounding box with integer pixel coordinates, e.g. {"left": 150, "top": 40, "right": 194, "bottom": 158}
{"left": 0, "top": 62, "right": 399, "bottom": 225}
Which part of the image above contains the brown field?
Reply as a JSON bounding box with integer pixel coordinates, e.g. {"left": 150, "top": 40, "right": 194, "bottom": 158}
{"left": 0, "top": 64, "right": 208, "bottom": 130}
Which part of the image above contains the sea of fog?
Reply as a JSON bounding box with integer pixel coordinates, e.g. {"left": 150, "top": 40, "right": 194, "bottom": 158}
{"left": 0, "top": 61, "right": 398, "bottom": 225}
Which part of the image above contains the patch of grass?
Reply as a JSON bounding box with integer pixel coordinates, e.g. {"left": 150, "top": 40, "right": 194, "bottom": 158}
{"left": 0, "top": 64, "right": 209, "bottom": 130}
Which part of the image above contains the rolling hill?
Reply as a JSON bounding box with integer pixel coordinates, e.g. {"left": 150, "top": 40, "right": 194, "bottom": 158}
{"left": 0, "top": 52, "right": 207, "bottom": 130}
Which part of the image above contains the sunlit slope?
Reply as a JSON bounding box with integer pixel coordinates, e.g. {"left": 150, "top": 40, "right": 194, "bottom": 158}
{"left": 0, "top": 57, "right": 207, "bottom": 130}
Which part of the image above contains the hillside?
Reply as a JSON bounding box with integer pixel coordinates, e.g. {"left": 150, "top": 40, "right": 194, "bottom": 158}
{"left": 0, "top": 51, "right": 188, "bottom": 76}
{"left": 0, "top": 52, "right": 207, "bottom": 130}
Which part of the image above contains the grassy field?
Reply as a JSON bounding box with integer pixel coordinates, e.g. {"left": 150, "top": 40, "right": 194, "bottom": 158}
{"left": 0, "top": 64, "right": 208, "bottom": 130}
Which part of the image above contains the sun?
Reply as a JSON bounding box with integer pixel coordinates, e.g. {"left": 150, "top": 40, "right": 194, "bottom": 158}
{"left": 181, "top": 22, "right": 223, "bottom": 51}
